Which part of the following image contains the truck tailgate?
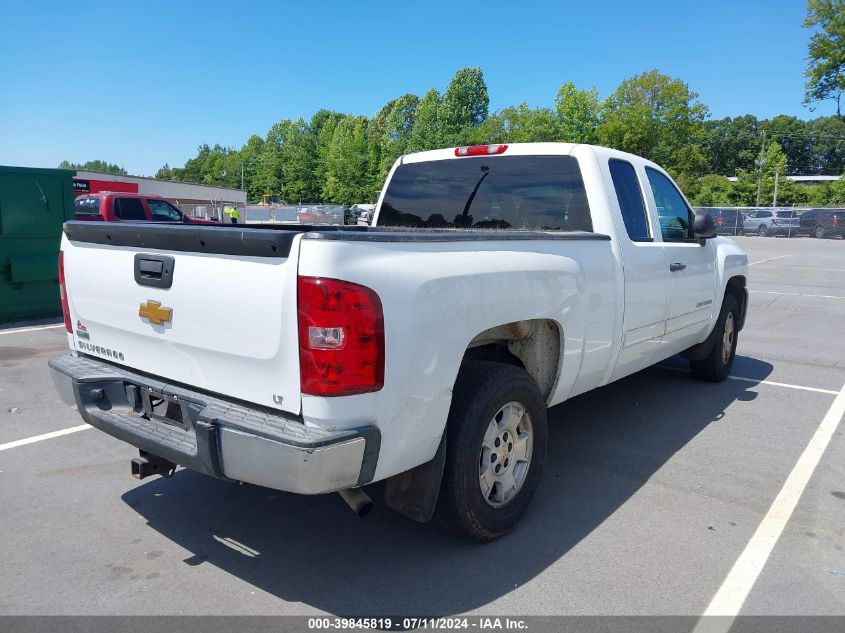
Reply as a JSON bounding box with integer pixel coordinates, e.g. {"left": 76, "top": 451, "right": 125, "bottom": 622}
{"left": 61, "top": 222, "right": 302, "bottom": 415}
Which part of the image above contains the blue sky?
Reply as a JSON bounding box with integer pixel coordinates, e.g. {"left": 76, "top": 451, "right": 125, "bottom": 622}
{"left": 0, "top": 0, "right": 824, "bottom": 176}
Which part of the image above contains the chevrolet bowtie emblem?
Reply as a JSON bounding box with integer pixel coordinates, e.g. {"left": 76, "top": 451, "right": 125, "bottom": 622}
{"left": 139, "top": 300, "right": 172, "bottom": 325}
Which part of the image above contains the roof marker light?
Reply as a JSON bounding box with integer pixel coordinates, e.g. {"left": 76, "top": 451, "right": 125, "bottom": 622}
{"left": 455, "top": 144, "right": 508, "bottom": 157}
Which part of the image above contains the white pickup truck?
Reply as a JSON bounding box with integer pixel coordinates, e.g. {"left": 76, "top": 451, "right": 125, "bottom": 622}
{"left": 50, "top": 143, "right": 748, "bottom": 541}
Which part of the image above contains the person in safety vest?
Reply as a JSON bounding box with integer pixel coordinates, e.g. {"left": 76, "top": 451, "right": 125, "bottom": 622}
{"left": 225, "top": 205, "right": 239, "bottom": 224}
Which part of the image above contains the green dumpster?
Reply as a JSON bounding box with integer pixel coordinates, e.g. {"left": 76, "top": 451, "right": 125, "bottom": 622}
{"left": 0, "top": 165, "right": 76, "bottom": 323}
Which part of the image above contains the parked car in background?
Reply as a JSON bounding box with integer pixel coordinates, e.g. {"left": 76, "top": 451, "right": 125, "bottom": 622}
{"left": 742, "top": 209, "right": 800, "bottom": 237}
{"left": 798, "top": 208, "right": 844, "bottom": 239}
{"left": 74, "top": 192, "right": 219, "bottom": 224}
{"left": 347, "top": 203, "right": 376, "bottom": 225}
{"left": 695, "top": 208, "right": 743, "bottom": 235}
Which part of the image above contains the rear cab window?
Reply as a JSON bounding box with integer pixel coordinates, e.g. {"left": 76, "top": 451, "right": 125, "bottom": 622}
{"left": 114, "top": 197, "right": 147, "bottom": 221}
{"left": 74, "top": 197, "right": 101, "bottom": 216}
{"left": 378, "top": 155, "right": 593, "bottom": 232}
{"left": 608, "top": 159, "right": 650, "bottom": 241}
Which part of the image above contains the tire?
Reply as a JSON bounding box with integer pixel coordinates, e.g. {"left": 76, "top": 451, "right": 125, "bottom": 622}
{"left": 758, "top": 224, "right": 769, "bottom": 237}
{"left": 436, "top": 361, "right": 548, "bottom": 542}
{"left": 814, "top": 225, "right": 826, "bottom": 239}
{"left": 690, "top": 294, "right": 739, "bottom": 382}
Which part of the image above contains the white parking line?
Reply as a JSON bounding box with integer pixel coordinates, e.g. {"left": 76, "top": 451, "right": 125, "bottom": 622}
{"left": 657, "top": 365, "right": 839, "bottom": 395}
{"left": 695, "top": 382, "right": 845, "bottom": 630}
{"left": 0, "top": 424, "right": 90, "bottom": 452}
{"left": 749, "top": 290, "right": 845, "bottom": 300}
{"left": 0, "top": 323, "right": 64, "bottom": 336}
{"left": 725, "top": 374, "right": 840, "bottom": 395}
{"left": 748, "top": 255, "right": 789, "bottom": 266}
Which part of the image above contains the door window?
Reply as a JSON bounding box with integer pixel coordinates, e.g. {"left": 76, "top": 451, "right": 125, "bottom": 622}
{"left": 148, "top": 199, "right": 183, "bottom": 222}
{"left": 609, "top": 159, "right": 650, "bottom": 241}
{"left": 645, "top": 168, "right": 694, "bottom": 241}
{"left": 114, "top": 197, "right": 147, "bottom": 220}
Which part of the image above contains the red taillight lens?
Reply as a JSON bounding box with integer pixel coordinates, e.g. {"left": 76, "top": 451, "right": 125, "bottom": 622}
{"left": 297, "top": 276, "right": 384, "bottom": 397}
{"left": 454, "top": 144, "right": 508, "bottom": 157}
{"left": 58, "top": 251, "right": 72, "bottom": 333}
{"left": 833, "top": 215, "right": 839, "bottom": 227}
{"left": 717, "top": 216, "right": 724, "bottom": 225}
{"left": 772, "top": 218, "right": 780, "bottom": 224}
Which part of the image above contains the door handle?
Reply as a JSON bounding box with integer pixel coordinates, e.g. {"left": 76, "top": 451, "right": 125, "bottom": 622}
{"left": 134, "top": 254, "right": 175, "bottom": 288}
{"left": 669, "top": 262, "right": 686, "bottom": 272}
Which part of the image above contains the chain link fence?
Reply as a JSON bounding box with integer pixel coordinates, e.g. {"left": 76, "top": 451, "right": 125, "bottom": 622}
{"left": 694, "top": 207, "right": 845, "bottom": 239}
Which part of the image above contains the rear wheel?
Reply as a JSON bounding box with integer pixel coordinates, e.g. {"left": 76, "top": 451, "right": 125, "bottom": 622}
{"left": 758, "top": 224, "right": 769, "bottom": 237}
{"left": 436, "top": 361, "right": 547, "bottom": 542}
{"left": 690, "top": 295, "right": 739, "bottom": 382}
{"left": 814, "top": 224, "right": 826, "bottom": 239}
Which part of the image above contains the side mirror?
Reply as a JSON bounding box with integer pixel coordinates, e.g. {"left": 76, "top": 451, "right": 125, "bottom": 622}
{"left": 693, "top": 211, "right": 717, "bottom": 240}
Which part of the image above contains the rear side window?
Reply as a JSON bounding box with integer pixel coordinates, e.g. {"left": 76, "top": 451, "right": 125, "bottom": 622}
{"left": 609, "top": 159, "right": 649, "bottom": 241}
{"left": 74, "top": 197, "right": 101, "bottom": 216}
{"left": 646, "top": 168, "right": 694, "bottom": 241}
{"left": 114, "top": 197, "right": 146, "bottom": 220}
{"left": 379, "top": 155, "right": 592, "bottom": 232}
{"left": 775, "top": 211, "right": 796, "bottom": 218}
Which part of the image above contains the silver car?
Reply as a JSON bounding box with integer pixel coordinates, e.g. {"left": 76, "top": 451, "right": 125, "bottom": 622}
{"left": 742, "top": 209, "right": 800, "bottom": 237}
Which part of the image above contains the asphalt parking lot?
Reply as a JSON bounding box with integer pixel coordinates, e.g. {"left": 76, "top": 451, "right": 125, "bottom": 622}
{"left": 0, "top": 235, "right": 843, "bottom": 620}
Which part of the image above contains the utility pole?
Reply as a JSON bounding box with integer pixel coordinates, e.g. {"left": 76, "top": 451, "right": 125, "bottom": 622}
{"left": 241, "top": 163, "right": 244, "bottom": 190}
{"left": 773, "top": 165, "right": 780, "bottom": 207}
{"left": 755, "top": 130, "right": 766, "bottom": 207}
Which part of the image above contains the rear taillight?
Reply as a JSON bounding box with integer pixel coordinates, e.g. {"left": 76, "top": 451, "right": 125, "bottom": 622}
{"left": 297, "top": 276, "right": 384, "bottom": 397}
{"left": 717, "top": 216, "right": 724, "bottom": 226}
{"left": 833, "top": 215, "right": 839, "bottom": 227}
{"left": 58, "top": 251, "right": 72, "bottom": 333}
{"left": 772, "top": 218, "right": 780, "bottom": 224}
{"left": 455, "top": 144, "right": 508, "bottom": 157}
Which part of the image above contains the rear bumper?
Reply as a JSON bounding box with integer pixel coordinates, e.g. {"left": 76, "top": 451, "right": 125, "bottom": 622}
{"left": 48, "top": 352, "right": 379, "bottom": 494}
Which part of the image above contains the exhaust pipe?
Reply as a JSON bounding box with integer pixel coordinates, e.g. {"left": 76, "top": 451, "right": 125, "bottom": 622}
{"left": 338, "top": 487, "right": 374, "bottom": 517}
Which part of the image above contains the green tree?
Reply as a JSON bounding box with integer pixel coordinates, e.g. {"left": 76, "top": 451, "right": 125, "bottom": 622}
{"left": 702, "top": 115, "right": 761, "bottom": 175}
{"left": 323, "top": 116, "right": 373, "bottom": 204}
{"left": 554, "top": 82, "right": 600, "bottom": 143}
{"left": 761, "top": 115, "right": 812, "bottom": 175}
{"left": 688, "top": 174, "right": 734, "bottom": 206}
{"left": 281, "top": 118, "right": 318, "bottom": 202}
{"left": 472, "top": 103, "right": 561, "bottom": 143}
{"left": 808, "top": 115, "right": 845, "bottom": 173}
{"left": 823, "top": 173, "right": 845, "bottom": 203}
{"left": 440, "top": 67, "right": 490, "bottom": 145}
{"left": 311, "top": 110, "right": 345, "bottom": 199}
{"left": 58, "top": 159, "right": 128, "bottom": 175}
{"left": 803, "top": 0, "right": 845, "bottom": 118}
{"left": 239, "top": 134, "right": 266, "bottom": 202}
{"left": 374, "top": 94, "right": 419, "bottom": 180}
{"left": 408, "top": 89, "right": 446, "bottom": 151}
{"left": 597, "top": 69, "right": 709, "bottom": 172}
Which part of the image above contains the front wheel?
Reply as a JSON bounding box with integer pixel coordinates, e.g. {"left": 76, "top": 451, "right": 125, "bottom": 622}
{"left": 690, "top": 295, "right": 739, "bottom": 382}
{"left": 436, "top": 361, "right": 548, "bottom": 542}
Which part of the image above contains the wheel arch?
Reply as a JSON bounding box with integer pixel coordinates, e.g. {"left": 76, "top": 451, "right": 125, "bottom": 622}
{"left": 461, "top": 319, "right": 563, "bottom": 404}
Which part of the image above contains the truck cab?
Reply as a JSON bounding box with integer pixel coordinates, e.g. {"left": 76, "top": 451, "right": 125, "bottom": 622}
{"left": 74, "top": 192, "right": 219, "bottom": 224}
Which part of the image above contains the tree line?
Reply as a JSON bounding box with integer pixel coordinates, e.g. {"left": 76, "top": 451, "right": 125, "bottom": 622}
{"left": 87, "top": 2, "right": 845, "bottom": 208}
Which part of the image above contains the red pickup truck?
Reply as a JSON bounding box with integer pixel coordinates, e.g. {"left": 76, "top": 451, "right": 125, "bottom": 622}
{"left": 74, "top": 192, "right": 219, "bottom": 224}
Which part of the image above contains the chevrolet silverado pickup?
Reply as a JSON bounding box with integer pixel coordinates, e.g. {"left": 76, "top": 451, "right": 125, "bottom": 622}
{"left": 50, "top": 143, "right": 748, "bottom": 541}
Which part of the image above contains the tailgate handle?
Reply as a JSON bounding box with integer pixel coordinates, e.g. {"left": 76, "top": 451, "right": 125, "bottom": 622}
{"left": 134, "top": 254, "right": 175, "bottom": 289}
